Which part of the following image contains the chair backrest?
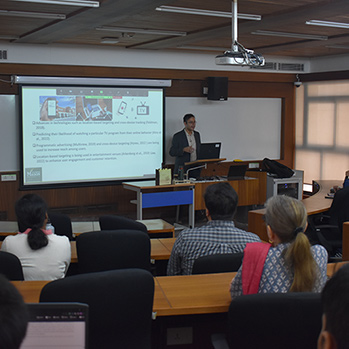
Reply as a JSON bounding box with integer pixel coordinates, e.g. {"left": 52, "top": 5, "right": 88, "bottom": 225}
{"left": 76, "top": 230, "right": 151, "bottom": 273}
{"left": 192, "top": 253, "right": 243, "bottom": 275}
{"left": 48, "top": 212, "right": 74, "bottom": 241}
{"left": 99, "top": 215, "right": 148, "bottom": 233}
{"left": 0, "top": 251, "right": 24, "bottom": 280}
{"left": 228, "top": 293, "right": 322, "bottom": 349}
{"left": 40, "top": 269, "right": 154, "bottom": 349}
{"left": 329, "top": 187, "right": 349, "bottom": 233}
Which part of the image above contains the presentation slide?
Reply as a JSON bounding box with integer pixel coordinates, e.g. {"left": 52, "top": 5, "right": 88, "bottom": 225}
{"left": 20, "top": 85, "right": 164, "bottom": 188}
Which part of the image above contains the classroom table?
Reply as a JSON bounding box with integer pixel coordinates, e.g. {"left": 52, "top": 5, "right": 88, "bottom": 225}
{"left": 248, "top": 180, "right": 342, "bottom": 241}
{"left": 12, "top": 262, "right": 345, "bottom": 315}
{"left": 0, "top": 238, "right": 175, "bottom": 264}
{"left": 123, "top": 180, "right": 195, "bottom": 227}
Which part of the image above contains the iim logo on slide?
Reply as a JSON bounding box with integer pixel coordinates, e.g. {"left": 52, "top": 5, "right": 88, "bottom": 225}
{"left": 25, "top": 168, "right": 42, "bottom": 182}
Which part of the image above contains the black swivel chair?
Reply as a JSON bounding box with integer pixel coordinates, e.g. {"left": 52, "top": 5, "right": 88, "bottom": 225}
{"left": 307, "top": 186, "right": 349, "bottom": 258}
{"left": 214, "top": 292, "right": 322, "bottom": 349}
{"left": 0, "top": 251, "right": 24, "bottom": 280}
{"left": 76, "top": 230, "right": 151, "bottom": 273}
{"left": 48, "top": 212, "right": 74, "bottom": 241}
{"left": 99, "top": 215, "right": 148, "bottom": 233}
{"left": 40, "top": 269, "right": 154, "bottom": 349}
{"left": 192, "top": 253, "right": 243, "bottom": 275}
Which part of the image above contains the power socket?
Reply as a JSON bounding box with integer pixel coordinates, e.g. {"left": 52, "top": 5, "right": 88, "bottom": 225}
{"left": 167, "top": 327, "right": 193, "bottom": 345}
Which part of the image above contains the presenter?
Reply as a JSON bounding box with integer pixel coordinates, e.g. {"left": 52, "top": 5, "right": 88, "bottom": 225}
{"left": 169, "top": 113, "right": 201, "bottom": 175}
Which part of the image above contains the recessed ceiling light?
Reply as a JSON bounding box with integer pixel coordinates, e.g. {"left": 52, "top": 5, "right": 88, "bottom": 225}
{"left": 0, "top": 9, "right": 66, "bottom": 19}
{"left": 100, "top": 37, "right": 119, "bottom": 44}
{"left": 306, "top": 20, "right": 349, "bottom": 29}
{"left": 11, "top": 0, "right": 99, "bottom": 7}
{"left": 252, "top": 30, "right": 328, "bottom": 40}
{"left": 96, "top": 26, "right": 187, "bottom": 37}
{"left": 155, "top": 5, "right": 261, "bottom": 21}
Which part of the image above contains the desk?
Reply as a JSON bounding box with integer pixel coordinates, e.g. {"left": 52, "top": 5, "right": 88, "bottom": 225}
{"left": 11, "top": 263, "right": 342, "bottom": 314}
{"left": 248, "top": 180, "right": 342, "bottom": 241}
{"left": 0, "top": 238, "right": 175, "bottom": 264}
{"left": 123, "top": 180, "right": 195, "bottom": 227}
{"left": 138, "top": 219, "right": 175, "bottom": 238}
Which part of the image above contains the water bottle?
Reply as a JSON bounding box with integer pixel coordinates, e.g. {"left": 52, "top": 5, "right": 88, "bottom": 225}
{"left": 178, "top": 166, "right": 184, "bottom": 181}
{"left": 46, "top": 222, "right": 55, "bottom": 234}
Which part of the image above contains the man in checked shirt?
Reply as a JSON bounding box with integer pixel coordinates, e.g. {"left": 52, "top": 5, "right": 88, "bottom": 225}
{"left": 167, "top": 182, "right": 260, "bottom": 275}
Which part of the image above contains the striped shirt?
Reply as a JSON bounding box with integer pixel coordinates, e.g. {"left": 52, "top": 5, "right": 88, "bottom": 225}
{"left": 166, "top": 220, "right": 261, "bottom": 276}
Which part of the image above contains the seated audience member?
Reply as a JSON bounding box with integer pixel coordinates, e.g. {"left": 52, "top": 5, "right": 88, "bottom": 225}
{"left": 1, "top": 194, "right": 71, "bottom": 281}
{"left": 0, "top": 274, "right": 29, "bottom": 349}
{"left": 230, "top": 195, "right": 328, "bottom": 299}
{"left": 167, "top": 182, "right": 261, "bottom": 275}
{"left": 318, "top": 264, "right": 349, "bottom": 349}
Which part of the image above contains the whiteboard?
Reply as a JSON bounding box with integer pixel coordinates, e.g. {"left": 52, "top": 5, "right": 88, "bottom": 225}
{"left": 165, "top": 97, "right": 281, "bottom": 164}
{"left": 0, "top": 95, "right": 19, "bottom": 171}
{"left": 0, "top": 95, "right": 281, "bottom": 172}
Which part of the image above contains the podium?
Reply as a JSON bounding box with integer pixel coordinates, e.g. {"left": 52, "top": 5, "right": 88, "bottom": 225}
{"left": 184, "top": 158, "right": 226, "bottom": 178}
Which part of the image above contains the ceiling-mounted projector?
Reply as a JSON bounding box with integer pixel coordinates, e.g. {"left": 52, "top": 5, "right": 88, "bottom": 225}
{"left": 215, "top": 49, "right": 265, "bottom": 66}
{"left": 216, "top": 0, "right": 265, "bottom": 67}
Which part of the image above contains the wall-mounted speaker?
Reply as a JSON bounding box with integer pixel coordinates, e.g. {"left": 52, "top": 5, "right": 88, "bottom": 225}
{"left": 207, "top": 77, "right": 228, "bottom": 101}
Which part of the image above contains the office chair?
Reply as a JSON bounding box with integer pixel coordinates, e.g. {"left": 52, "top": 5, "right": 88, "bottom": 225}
{"left": 192, "top": 253, "right": 243, "bottom": 275}
{"left": 0, "top": 251, "right": 24, "bottom": 280}
{"left": 40, "top": 269, "right": 154, "bottom": 349}
{"left": 213, "top": 292, "right": 322, "bottom": 349}
{"left": 99, "top": 215, "right": 148, "bottom": 233}
{"left": 307, "top": 186, "right": 349, "bottom": 259}
{"left": 76, "top": 230, "right": 151, "bottom": 273}
{"left": 48, "top": 212, "right": 74, "bottom": 241}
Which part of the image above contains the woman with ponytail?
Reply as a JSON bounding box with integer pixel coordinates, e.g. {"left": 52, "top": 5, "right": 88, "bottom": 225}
{"left": 230, "top": 195, "right": 328, "bottom": 299}
{"left": 1, "top": 194, "right": 70, "bottom": 281}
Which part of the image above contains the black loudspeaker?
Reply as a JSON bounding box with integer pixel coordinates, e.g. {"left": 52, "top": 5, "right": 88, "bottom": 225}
{"left": 207, "top": 77, "right": 228, "bottom": 101}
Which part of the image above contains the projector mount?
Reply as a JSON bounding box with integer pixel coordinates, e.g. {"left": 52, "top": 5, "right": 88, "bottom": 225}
{"left": 215, "top": 0, "right": 265, "bottom": 66}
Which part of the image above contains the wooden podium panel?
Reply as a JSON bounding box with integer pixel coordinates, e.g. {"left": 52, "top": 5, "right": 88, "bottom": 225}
{"left": 194, "top": 178, "right": 259, "bottom": 210}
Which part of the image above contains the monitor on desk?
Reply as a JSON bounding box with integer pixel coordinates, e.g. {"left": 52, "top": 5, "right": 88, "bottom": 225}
{"left": 20, "top": 303, "right": 88, "bottom": 349}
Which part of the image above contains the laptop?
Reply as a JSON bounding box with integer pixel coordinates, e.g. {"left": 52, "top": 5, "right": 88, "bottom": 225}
{"left": 198, "top": 142, "right": 221, "bottom": 160}
{"left": 21, "top": 303, "right": 88, "bottom": 349}
{"left": 227, "top": 164, "right": 248, "bottom": 180}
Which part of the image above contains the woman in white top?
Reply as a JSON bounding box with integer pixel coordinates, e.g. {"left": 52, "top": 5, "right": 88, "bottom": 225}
{"left": 1, "top": 194, "right": 71, "bottom": 281}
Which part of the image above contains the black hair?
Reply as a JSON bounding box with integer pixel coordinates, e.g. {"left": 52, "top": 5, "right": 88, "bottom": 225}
{"left": 0, "top": 274, "right": 29, "bottom": 349}
{"left": 15, "top": 194, "right": 49, "bottom": 250}
{"left": 183, "top": 113, "right": 195, "bottom": 123}
{"left": 321, "top": 264, "right": 349, "bottom": 349}
{"left": 204, "top": 182, "right": 238, "bottom": 220}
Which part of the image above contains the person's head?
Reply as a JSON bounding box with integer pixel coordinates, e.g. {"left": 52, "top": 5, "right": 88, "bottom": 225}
{"left": 15, "top": 194, "right": 49, "bottom": 250}
{"left": 318, "top": 264, "right": 349, "bottom": 349}
{"left": 0, "top": 274, "right": 29, "bottom": 349}
{"left": 264, "top": 195, "right": 316, "bottom": 292}
{"left": 183, "top": 113, "right": 196, "bottom": 133}
{"left": 264, "top": 195, "right": 307, "bottom": 243}
{"left": 204, "top": 182, "right": 238, "bottom": 221}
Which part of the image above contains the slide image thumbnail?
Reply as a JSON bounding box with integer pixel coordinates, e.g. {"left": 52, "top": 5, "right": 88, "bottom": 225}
{"left": 39, "top": 96, "right": 76, "bottom": 121}
{"left": 81, "top": 97, "right": 112, "bottom": 121}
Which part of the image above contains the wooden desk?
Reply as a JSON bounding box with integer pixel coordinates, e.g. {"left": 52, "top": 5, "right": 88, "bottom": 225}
{"left": 248, "top": 180, "right": 342, "bottom": 241}
{"left": 138, "top": 219, "right": 175, "bottom": 238}
{"left": 11, "top": 280, "right": 172, "bottom": 312}
{"left": 155, "top": 272, "right": 235, "bottom": 316}
{"left": 0, "top": 238, "right": 175, "bottom": 265}
{"left": 12, "top": 263, "right": 342, "bottom": 316}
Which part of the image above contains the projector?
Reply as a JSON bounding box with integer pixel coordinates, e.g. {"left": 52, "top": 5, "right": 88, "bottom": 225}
{"left": 215, "top": 50, "right": 265, "bottom": 67}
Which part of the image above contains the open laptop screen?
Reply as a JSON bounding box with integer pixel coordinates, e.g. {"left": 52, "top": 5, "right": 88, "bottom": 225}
{"left": 198, "top": 142, "right": 221, "bottom": 160}
{"left": 21, "top": 303, "right": 88, "bottom": 349}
